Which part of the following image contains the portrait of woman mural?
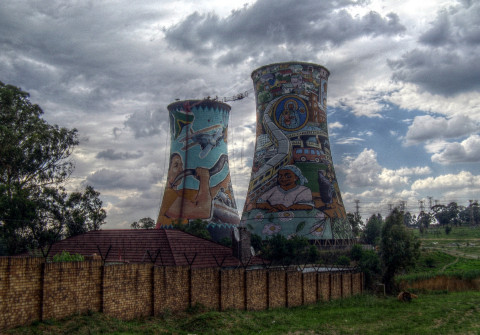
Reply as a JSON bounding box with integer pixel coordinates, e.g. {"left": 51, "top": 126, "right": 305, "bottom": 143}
{"left": 255, "top": 165, "right": 314, "bottom": 213}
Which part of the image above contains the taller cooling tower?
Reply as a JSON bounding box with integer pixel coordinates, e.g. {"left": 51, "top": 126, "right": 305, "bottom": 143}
{"left": 156, "top": 99, "right": 240, "bottom": 232}
{"left": 241, "top": 62, "right": 353, "bottom": 245}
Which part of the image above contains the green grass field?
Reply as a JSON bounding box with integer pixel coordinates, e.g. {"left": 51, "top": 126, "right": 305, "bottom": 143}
{"left": 6, "top": 291, "right": 480, "bottom": 335}
{"left": 398, "top": 226, "right": 480, "bottom": 282}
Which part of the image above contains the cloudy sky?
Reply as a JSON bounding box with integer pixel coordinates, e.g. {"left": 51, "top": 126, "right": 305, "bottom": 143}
{"left": 1, "top": 0, "right": 479, "bottom": 227}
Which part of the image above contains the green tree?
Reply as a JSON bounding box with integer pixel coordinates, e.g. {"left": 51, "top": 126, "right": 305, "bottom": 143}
{"left": 403, "top": 211, "right": 415, "bottom": 227}
{"left": 173, "top": 219, "right": 212, "bottom": 240}
{"left": 258, "top": 234, "right": 319, "bottom": 265}
{"left": 350, "top": 244, "right": 381, "bottom": 290}
{"left": 380, "top": 209, "right": 420, "bottom": 293}
{"left": 347, "top": 212, "right": 363, "bottom": 237}
{"left": 362, "top": 214, "right": 383, "bottom": 245}
{"left": 65, "top": 185, "right": 107, "bottom": 237}
{"left": 0, "top": 82, "right": 105, "bottom": 255}
{"left": 416, "top": 211, "right": 434, "bottom": 234}
{"left": 131, "top": 217, "right": 155, "bottom": 229}
{"left": 432, "top": 202, "right": 463, "bottom": 226}
{"left": 459, "top": 201, "right": 480, "bottom": 225}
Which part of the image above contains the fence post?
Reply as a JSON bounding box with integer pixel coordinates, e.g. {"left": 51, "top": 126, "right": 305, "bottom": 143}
{"left": 328, "top": 273, "right": 332, "bottom": 301}
{"left": 40, "top": 262, "right": 46, "bottom": 321}
{"left": 340, "top": 273, "right": 344, "bottom": 298}
{"left": 285, "top": 271, "right": 289, "bottom": 307}
{"left": 151, "top": 265, "right": 155, "bottom": 316}
{"left": 218, "top": 268, "right": 222, "bottom": 311}
{"left": 100, "top": 264, "right": 105, "bottom": 313}
{"left": 301, "top": 272, "right": 305, "bottom": 306}
{"left": 243, "top": 269, "right": 248, "bottom": 310}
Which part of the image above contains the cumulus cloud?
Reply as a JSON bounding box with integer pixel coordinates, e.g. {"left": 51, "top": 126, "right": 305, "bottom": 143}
{"left": 411, "top": 171, "right": 480, "bottom": 191}
{"left": 342, "top": 149, "right": 382, "bottom": 187}
{"left": 389, "top": 1, "right": 480, "bottom": 96}
{"left": 342, "top": 148, "right": 431, "bottom": 188}
{"left": 329, "top": 122, "right": 344, "bottom": 129}
{"left": 405, "top": 114, "right": 480, "bottom": 145}
{"left": 163, "top": 0, "right": 405, "bottom": 66}
{"left": 431, "top": 135, "right": 480, "bottom": 164}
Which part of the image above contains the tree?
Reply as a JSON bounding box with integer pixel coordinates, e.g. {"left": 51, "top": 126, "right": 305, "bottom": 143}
{"left": 380, "top": 209, "right": 420, "bottom": 293}
{"left": 65, "top": 185, "right": 107, "bottom": 237}
{"left": 0, "top": 82, "right": 105, "bottom": 255}
{"left": 432, "top": 202, "right": 463, "bottom": 226}
{"left": 362, "top": 213, "right": 383, "bottom": 245}
{"left": 172, "top": 219, "right": 212, "bottom": 240}
{"left": 459, "top": 201, "right": 480, "bottom": 226}
{"left": 416, "top": 211, "right": 434, "bottom": 234}
{"left": 403, "top": 211, "right": 415, "bottom": 227}
{"left": 131, "top": 217, "right": 155, "bottom": 229}
{"left": 350, "top": 244, "right": 381, "bottom": 290}
{"left": 258, "top": 233, "right": 319, "bottom": 265}
{"left": 347, "top": 212, "right": 363, "bottom": 238}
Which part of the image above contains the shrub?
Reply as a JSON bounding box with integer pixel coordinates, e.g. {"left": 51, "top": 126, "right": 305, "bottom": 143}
{"left": 53, "top": 251, "right": 84, "bottom": 262}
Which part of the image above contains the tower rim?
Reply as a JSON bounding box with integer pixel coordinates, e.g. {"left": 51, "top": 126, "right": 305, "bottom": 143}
{"left": 251, "top": 61, "right": 330, "bottom": 79}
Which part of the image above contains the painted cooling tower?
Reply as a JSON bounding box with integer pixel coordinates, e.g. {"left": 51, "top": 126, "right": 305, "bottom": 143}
{"left": 241, "top": 62, "right": 353, "bottom": 244}
{"left": 156, "top": 99, "right": 240, "bottom": 231}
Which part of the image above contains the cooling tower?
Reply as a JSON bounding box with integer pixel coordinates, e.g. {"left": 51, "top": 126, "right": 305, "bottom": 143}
{"left": 241, "top": 62, "right": 353, "bottom": 245}
{"left": 156, "top": 99, "right": 240, "bottom": 233}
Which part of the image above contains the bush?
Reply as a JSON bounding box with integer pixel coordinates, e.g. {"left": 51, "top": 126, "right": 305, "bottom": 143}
{"left": 53, "top": 251, "right": 84, "bottom": 262}
{"left": 336, "top": 255, "right": 351, "bottom": 266}
{"left": 350, "top": 244, "right": 363, "bottom": 262}
{"left": 255, "top": 234, "right": 319, "bottom": 265}
{"left": 350, "top": 245, "right": 382, "bottom": 290}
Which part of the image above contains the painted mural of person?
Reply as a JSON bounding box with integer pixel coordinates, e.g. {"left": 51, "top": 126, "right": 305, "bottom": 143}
{"left": 255, "top": 165, "right": 313, "bottom": 212}
{"left": 156, "top": 153, "right": 231, "bottom": 227}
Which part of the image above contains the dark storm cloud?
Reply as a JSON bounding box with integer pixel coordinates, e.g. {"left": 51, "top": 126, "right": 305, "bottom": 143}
{"left": 124, "top": 109, "right": 167, "bottom": 138}
{"left": 389, "top": 2, "right": 480, "bottom": 96}
{"left": 86, "top": 168, "right": 155, "bottom": 191}
{"left": 163, "top": 0, "right": 405, "bottom": 65}
{"left": 96, "top": 149, "right": 144, "bottom": 160}
{"left": 0, "top": 1, "right": 176, "bottom": 114}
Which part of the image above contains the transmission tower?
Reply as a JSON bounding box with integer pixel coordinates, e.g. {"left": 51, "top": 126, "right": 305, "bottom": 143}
{"left": 427, "top": 196, "right": 433, "bottom": 210}
{"left": 419, "top": 200, "right": 425, "bottom": 213}
{"left": 354, "top": 199, "right": 360, "bottom": 217}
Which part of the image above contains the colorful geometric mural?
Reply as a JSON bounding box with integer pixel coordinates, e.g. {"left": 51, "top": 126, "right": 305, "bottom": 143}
{"left": 156, "top": 100, "right": 240, "bottom": 228}
{"left": 241, "top": 62, "right": 354, "bottom": 242}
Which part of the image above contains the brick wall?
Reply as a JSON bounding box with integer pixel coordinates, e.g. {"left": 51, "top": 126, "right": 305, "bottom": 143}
{"left": 246, "top": 269, "right": 268, "bottom": 310}
{"left": 103, "top": 263, "right": 153, "bottom": 319}
{"left": 154, "top": 266, "right": 189, "bottom": 314}
{"left": 0, "top": 257, "right": 363, "bottom": 330}
{"left": 268, "top": 270, "right": 286, "bottom": 308}
{"left": 220, "top": 268, "right": 245, "bottom": 310}
{"left": 191, "top": 267, "right": 220, "bottom": 309}
{"left": 0, "top": 258, "right": 43, "bottom": 329}
{"left": 303, "top": 272, "right": 317, "bottom": 304}
{"left": 43, "top": 260, "right": 103, "bottom": 320}
{"left": 286, "top": 272, "right": 302, "bottom": 307}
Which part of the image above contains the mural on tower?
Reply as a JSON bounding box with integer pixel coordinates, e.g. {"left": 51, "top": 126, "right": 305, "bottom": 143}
{"left": 156, "top": 100, "right": 240, "bottom": 228}
{"left": 241, "top": 62, "right": 353, "bottom": 241}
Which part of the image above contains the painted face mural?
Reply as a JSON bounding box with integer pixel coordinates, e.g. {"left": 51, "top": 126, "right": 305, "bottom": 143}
{"left": 241, "top": 62, "right": 354, "bottom": 241}
{"left": 157, "top": 100, "right": 240, "bottom": 228}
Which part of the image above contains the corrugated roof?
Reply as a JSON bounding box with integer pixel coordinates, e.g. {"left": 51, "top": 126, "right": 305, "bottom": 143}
{"left": 48, "top": 229, "right": 264, "bottom": 268}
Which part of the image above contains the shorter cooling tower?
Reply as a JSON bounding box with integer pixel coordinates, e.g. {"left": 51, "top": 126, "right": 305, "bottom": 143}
{"left": 241, "top": 62, "right": 354, "bottom": 245}
{"left": 156, "top": 99, "right": 240, "bottom": 238}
